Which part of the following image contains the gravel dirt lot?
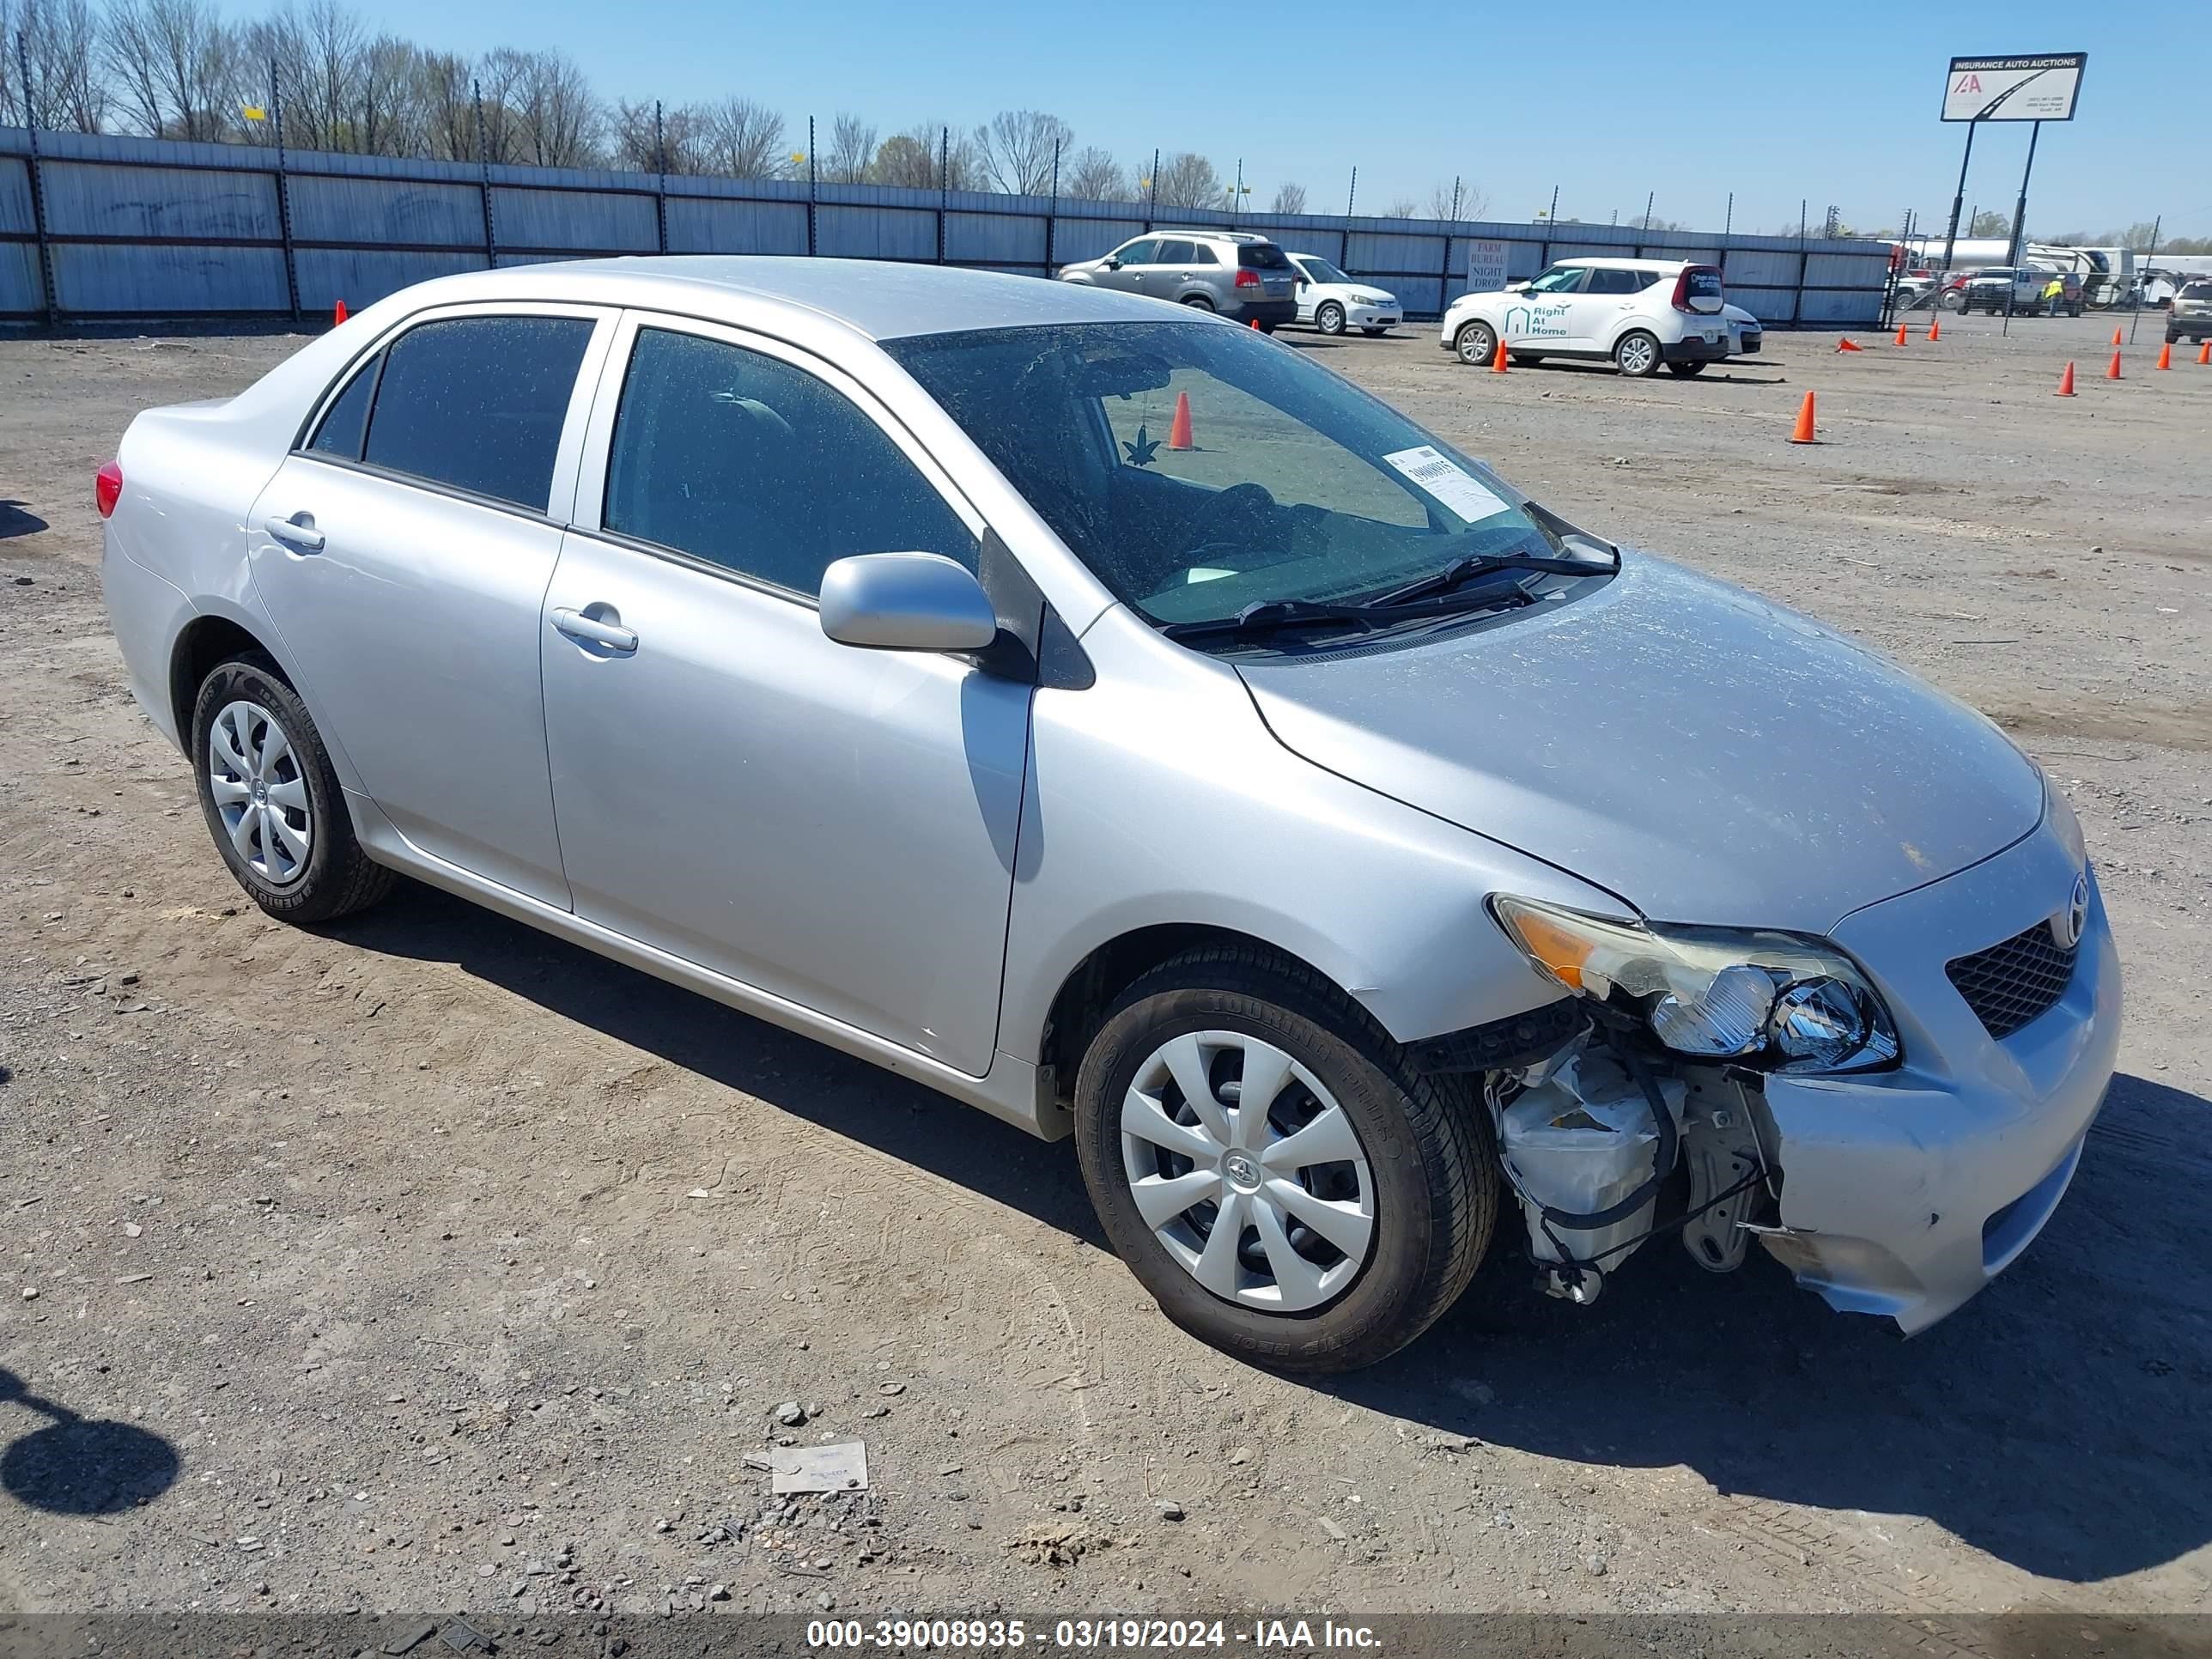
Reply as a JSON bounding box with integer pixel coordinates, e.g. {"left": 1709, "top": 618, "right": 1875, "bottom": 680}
{"left": 1, "top": 309, "right": 2208, "bottom": 1632}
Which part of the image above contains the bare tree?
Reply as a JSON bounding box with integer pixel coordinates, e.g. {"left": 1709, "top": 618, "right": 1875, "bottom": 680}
{"left": 974, "top": 107, "right": 1070, "bottom": 195}
{"left": 871, "top": 123, "right": 978, "bottom": 190}
{"left": 4, "top": 0, "right": 106, "bottom": 130}
{"left": 471, "top": 46, "right": 531, "bottom": 162}
{"left": 610, "top": 97, "right": 702, "bottom": 173}
{"left": 1382, "top": 197, "right": 1418, "bottom": 218}
{"left": 410, "top": 47, "right": 472, "bottom": 160}
{"left": 1152, "top": 150, "right": 1220, "bottom": 210}
{"left": 1424, "top": 179, "right": 1487, "bottom": 221}
{"left": 512, "top": 47, "right": 599, "bottom": 167}
{"left": 102, "top": 0, "right": 238, "bottom": 141}
{"left": 823, "top": 112, "right": 875, "bottom": 184}
{"left": 696, "top": 95, "right": 787, "bottom": 179}
{"left": 356, "top": 33, "right": 422, "bottom": 156}
{"left": 1269, "top": 180, "right": 1306, "bottom": 216}
{"left": 1061, "top": 145, "right": 1125, "bottom": 201}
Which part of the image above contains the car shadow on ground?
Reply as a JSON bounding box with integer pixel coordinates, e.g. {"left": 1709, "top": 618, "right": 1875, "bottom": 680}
{"left": 334, "top": 884, "right": 1105, "bottom": 1245}
{"left": 0, "top": 500, "right": 51, "bottom": 540}
{"left": 1328, "top": 1069, "right": 2212, "bottom": 1586}
{"left": 338, "top": 885, "right": 2207, "bottom": 1584}
{"left": 0, "top": 1368, "right": 180, "bottom": 1515}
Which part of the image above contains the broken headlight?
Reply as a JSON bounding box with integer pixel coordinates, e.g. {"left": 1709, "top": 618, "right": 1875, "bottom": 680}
{"left": 1490, "top": 896, "right": 1899, "bottom": 1074}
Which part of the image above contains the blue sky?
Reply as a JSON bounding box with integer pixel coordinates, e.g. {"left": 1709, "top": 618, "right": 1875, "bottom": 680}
{"left": 368, "top": 0, "right": 2200, "bottom": 237}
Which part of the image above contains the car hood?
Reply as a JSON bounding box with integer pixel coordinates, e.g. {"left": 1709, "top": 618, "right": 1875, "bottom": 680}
{"left": 1237, "top": 555, "right": 2045, "bottom": 934}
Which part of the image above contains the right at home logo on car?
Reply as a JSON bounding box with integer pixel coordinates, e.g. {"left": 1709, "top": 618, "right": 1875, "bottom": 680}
{"left": 1504, "top": 302, "right": 1571, "bottom": 337}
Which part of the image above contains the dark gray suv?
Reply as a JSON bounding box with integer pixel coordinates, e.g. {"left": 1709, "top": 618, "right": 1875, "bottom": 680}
{"left": 1057, "top": 229, "right": 1298, "bottom": 330}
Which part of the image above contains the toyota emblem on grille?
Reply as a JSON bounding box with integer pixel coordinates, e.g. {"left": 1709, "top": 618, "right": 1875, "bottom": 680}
{"left": 2051, "top": 873, "right": 2089, "bottom": 951}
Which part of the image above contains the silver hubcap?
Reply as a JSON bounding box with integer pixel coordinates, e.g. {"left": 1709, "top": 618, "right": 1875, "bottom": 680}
{"left": 1119, "top": 1030, "right": 1376, "bottom": 1313}
{"left": 1460, "top": 327, "right": 1492, "bottom": 362}
{"left": 1619, "top": 335, "right": 1656, "bottom": 374}
{"left": 1320, "top": 305, "right": 1343, "bottom": 334}
{"left": 207, "top": 700, "right": 312, "bottom": 886}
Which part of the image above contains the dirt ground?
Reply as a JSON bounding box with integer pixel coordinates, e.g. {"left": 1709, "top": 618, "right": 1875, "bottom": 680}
{"left": 1, "top": 309, "right": 2208, "bottom": 1633}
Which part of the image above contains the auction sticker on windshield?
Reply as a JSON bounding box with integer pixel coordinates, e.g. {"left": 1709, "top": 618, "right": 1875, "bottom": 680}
{"left": 1382, "top": 446, "right": 1512, "bottom": 524}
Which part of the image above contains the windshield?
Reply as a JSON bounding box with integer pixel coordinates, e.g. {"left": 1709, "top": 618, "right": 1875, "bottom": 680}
{"left": 884, "top": 320, "right": 1579, "bottom": 636}
{"left": 1296, "top": 256, "right": 1351, "bottom": 285}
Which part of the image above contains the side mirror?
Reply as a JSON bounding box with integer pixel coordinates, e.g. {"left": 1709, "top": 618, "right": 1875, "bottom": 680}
{"left": 819, "top": 552, "right": 1000, "bottom": 653}
{"left": 1102, "top": 257, "right": 1122, "bottom": 270}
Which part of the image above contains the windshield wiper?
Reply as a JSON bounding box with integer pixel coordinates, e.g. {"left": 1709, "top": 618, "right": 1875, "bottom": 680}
{"left": 1364, "top": 548, "right": 1614, "bottom": 609}
{"left": 1158, "top": 586, "right": 1534, "bottom": 645}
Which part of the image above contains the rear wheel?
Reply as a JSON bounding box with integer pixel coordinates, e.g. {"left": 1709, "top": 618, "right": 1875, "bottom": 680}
{"left": 1454, "top": 320, "right": 1497, "bottom": 366}
{"left": 1315, "top": 301, "right": 1346, "bottom": 336}
{"left": 1613, "top": 330, "right": 1662, "bottom": 377}
{"left": 1666, "top": 360, "right": 1708, "bottom": 377}
{"left": 1182, "top": 295, "right": 1215, "bottom": 313}
{"left": 2167, "top": 324, "right": 2182, "bottom": 344}
{"left": 1073, "top": 946, "right": 1497, "bottom": 1374}
{"left": 191, "top": 656, "right": 393, "bottom": 924}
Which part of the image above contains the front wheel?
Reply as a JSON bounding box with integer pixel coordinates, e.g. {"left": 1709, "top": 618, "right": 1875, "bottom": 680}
{"left": 1454, "top": 320, "right": 1497, "bottom": 366}
{"left": 1181, "top": 295, "right": 1215, "bottom": 313}
{"left": 2167, "top": 325, "right": 2182, "bottom": 345}
{"left": 1315, "top": 301, "right": 1346, "bottom": 336}
{"left": 1073, "top": 947, "right": 1497, "bottom": 1374}
{"left": 1666, "top": 360, "right": 1708, "bottom": 376}
{"left": 191, "top": 655, "right": 394, "bottom": 924}
{"left": 1613, "top": 330, "right": 1662, "bottom": 377}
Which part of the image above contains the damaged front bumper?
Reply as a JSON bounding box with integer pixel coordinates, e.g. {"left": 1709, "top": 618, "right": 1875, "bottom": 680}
{"left": 1749, "top": 822, "right": 2121, "bottom": 1334}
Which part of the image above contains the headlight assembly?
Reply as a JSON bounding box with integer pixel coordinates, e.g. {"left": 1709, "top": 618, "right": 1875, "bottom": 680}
{"left": 1490, "top": 895, "right": 1899, "bottom": 1074}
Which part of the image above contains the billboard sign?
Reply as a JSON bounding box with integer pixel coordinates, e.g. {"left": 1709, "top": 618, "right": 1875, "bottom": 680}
{"left": 1942, "top": 53, "right": 2086, "bottom": 122}
{"left": 1464, "top": 238, "right": 1511, "bottom": 293}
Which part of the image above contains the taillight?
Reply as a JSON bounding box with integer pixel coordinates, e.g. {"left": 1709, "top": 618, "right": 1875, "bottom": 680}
{"left": 1669, "top": 270, "right": 1694, "bottom": 311}
{"left": 1235, "top": 269, "right": 1261, "bottom": 289}
{"left": 95, "top": 460, "right": 123, "bottom": 519}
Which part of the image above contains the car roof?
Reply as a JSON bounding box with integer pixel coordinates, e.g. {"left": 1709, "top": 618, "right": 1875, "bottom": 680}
{"left": 1147, "top": 228, "right": 1274, "bottom": 243}
{"left": 1555, "top": 257, "right": 1692, "bottom": 271}
{"left": 354, "top": 256, "right": 1179, "bottom": 342}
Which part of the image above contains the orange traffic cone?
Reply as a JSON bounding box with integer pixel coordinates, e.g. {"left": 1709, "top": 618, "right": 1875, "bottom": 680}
{"left": 1788, "top": 391, "right": 1818, "bottom": 444}
{"left": 1927, "top": 319, "right": 1941, "bottom": 341}
{"left": 2056, "top": 362, "right": 2076, "bottom": 397}
{"left": 2111, "top": 326, "right": 2123, "bottom": 347}
{"left": 2155, "top": 342, "right": 2172, "bottom": 370}
{"left": 1894, "top": 324, "right": 1909, "bottom": 346}
{"left": 333, "top": 299, "right": 348, "bottom": 325}
{"left": 1249, "top": 317, "right": 1261, "bottom": 329}
{"left": 1836, "top": 337, "right": 1863, "bottom": 352}
{"left": 2199, "top": 341, "right": 2210, "bottom": 366}
{"left": 1491, "top": 338, "right": 1510, "bottom": 374}
{"left": 2106, "top": 350, "right": 2123, "bottom": 380}
{"left": 1167, "top": 391, "right": 1194, "bottom": 451}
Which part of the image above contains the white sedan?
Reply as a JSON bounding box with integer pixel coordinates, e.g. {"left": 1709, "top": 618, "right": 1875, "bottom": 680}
{"left": 1286, "top": 253, "right": 1401, "bottom": 336}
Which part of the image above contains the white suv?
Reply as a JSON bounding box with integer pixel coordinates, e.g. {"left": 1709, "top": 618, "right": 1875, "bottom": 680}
{"left": 1440, "top": 258, "right": 1735, "bottom": 377}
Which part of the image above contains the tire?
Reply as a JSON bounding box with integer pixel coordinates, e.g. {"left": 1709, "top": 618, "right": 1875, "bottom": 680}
{"left": 1939, "top": 289, "right": 1966, "bottom": 312}
{"left": 1454, "top": 320, "right": 1497, "bottom": 367}
{"left": 1666, "top": 361, "right": 1708, "bottom": 376}
{"left": 1181, "top": 295, "right": 1215, "bottom": 312}
{"left": 191, "top": 654, "right": 394, "bottom": 924}
{"left": 2167, "top": 325, "right": 2181, "bottom": 345}
{"left": 1613, "top": 330, "right": 1662, "bottom": 378}
{"left": 1316, "top": 301, "right": 1346, "bottom": 337}
{"left": 1072, "top": 945, "right": 1497, "bottom": 1374}
{"left": 1256, "top": 321, "right": 1279, "bottom": 335}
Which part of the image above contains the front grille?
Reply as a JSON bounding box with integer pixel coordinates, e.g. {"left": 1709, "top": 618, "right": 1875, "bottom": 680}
{"left": 1946, "top": 920, "right": 2077, "bottom": 1040}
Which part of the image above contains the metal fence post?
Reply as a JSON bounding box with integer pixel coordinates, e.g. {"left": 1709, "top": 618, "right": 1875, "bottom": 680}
{"left": 474, "top": 81, "right": 497, "bottom": 268}
{"left": 1146, "top": 148, "right": 1158, "bottom": 233}
{"left": 937, "top": 125, "right": 948, "bottom": 264}
{"left": 653, "top": 100, "right": 668, "bottom": 255}
{"left": 270, "top": 58, "right": 300, "bottom": 320}
{"left": 1043, "top": 139, "right": 1059, "bottom": 276}
{"left": 14, "top": 30, "right": 57, "bottom": 326}
{"left": 806, "top": 115, "right": 817, "bottom": 258}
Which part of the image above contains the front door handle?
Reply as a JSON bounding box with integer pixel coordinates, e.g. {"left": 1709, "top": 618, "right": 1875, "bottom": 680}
{"left": 264, "top": 512, "right": 325, "bottom": 552}
{"left": 551, "top": 606, "right": 638, "bottom": 653}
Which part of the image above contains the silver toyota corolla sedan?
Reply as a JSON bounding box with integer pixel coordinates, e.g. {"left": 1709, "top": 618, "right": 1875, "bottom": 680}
{"left": 100, "top": 258, "right": 2120, "bottom": 1372}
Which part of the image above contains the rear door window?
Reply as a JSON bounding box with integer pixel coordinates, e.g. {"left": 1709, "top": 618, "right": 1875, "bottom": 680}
{"left": 1156, "top": 240, "right": 1198, "bottom": 265}
{"left": 307, "top": 353, "right": 381, "bottom": 459}
{"left": 1185, "top": 242, "right": 1219, "bottom": 264}
{"left": 1586, "top": 269, "right": 1643, "bottom": 295}
{"left": 361, "top": 316, "right": 595, "bottom": 511}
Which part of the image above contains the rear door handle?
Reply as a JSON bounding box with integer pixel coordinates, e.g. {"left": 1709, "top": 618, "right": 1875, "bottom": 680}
{"left": 264, "top": 512, "right": 325, "bottom": 552}
{"left": 551, "top": 606, "right": 638, "bottom": 653}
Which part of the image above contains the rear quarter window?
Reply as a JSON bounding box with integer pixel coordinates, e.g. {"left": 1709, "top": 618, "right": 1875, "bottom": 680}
{"left": 361, "top": 315, "right": 595, "bottom": 512}
{"left": 306, "top": 353, "right": 380, "bottom": 459}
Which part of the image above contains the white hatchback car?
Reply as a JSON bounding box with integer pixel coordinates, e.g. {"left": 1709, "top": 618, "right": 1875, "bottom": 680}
{"left": 1441, "top": 257, "right": 1734, "bottom": 376}
{"left": 1285, "top": 252, "right": 1401, "bottom": 336}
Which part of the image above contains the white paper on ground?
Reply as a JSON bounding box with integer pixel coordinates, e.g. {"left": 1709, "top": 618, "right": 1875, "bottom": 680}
{"left": 1382, "top": 445, "right": 1512, "bottom": 524}
{"left": 770, "top": 1441, "right": 869, "bottom": 1493}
